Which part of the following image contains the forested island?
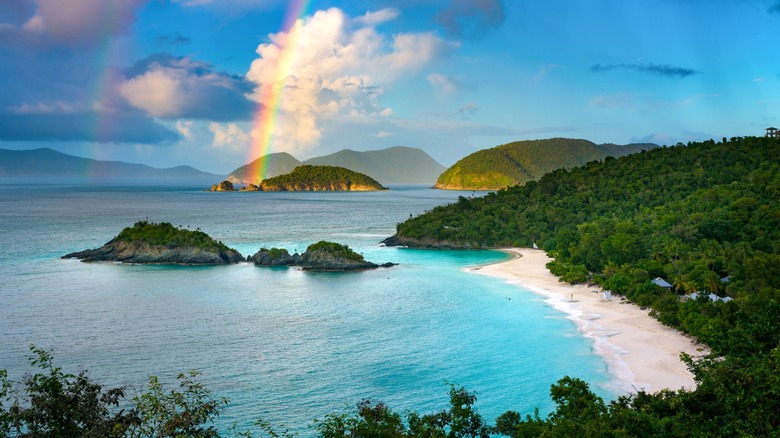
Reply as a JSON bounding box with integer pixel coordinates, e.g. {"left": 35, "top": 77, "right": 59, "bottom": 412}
{"left": 226, "top": 146, "right": 446, "bottom": 185}
{"left": 434, "top": 138, "right": 655, "bottom": 190}
{"left": 209, "top": 165, "right": 387, "bottom": 192}
{"left": 249, "top": 241, "right": 395, "bottom": 270}
{"left": 62, "top": 221, "right": 245, "bottom": 265}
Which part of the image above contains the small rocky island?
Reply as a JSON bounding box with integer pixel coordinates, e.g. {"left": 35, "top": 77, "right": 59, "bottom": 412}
{"left": 62, "top": 221, "right": 245, "bottom": 265}
{"left": 209, "top": 165, "right": 388, "bottom": 192}
{"left": 249, "top": 241, "right": 396, "bottom": 271}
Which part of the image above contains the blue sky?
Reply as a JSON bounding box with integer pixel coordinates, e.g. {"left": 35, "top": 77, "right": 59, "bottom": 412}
{"left": 0, "top": 0, "right": 778, "bottom": 173}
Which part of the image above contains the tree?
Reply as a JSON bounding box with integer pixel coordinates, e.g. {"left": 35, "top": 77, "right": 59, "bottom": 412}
{"left": 128, "top": 371, "right": 228, "bottom": 438}
{"left": 1, "top": 345, "right": 135, "bottom": 437}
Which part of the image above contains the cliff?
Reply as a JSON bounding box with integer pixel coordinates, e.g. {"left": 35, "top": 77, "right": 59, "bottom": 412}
{"left": 62, "top": 221, "right": 244, "bottom": 265}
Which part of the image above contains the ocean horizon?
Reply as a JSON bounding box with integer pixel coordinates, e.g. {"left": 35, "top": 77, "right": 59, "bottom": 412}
{"left": 0, "top": 182, "right": 616, "bottom": 434}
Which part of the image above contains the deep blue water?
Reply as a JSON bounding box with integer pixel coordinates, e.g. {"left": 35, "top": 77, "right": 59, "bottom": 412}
{"left": 0, "top": 182, "right": 615, "bottom": 434}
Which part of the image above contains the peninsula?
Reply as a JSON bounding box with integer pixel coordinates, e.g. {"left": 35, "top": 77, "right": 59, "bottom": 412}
{"left": 62, "top": 221, "right": 244, "bottom": 265}
{"left": 249, "top": 241, "right": 395, "bottom": 271}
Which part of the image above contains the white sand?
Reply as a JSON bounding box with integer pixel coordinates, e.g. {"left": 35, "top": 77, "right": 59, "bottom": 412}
{"left": 471, "top": 248, "right": 707, "bottom": 395}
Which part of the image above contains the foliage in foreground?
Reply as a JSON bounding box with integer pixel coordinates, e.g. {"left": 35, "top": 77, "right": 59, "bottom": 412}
{"left": 4, "top": 342, "right": 780, "bottom": 436}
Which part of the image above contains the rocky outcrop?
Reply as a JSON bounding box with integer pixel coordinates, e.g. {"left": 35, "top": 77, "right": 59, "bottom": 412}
{"left": 62, "top": 221, "right": 244, "bottom": 265}
{"left": 247, "top": 248, "right": 300, "bottom": 266}
{"left": 64, "top": 240, "right": 245, "bottom": 264}
{"left": 249, "top": 241, "right": 396, "bottom": 271}
{"left": 380, "top": 234, "right": 482, "bottom": 249}
{"left": 208, "top": 180, "right": 236, "bottom": 192}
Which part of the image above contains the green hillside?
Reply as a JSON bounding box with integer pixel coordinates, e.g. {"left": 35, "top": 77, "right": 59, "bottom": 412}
{"left": 384, "top": 136, "right": 780, "bottom": 434}
{"left": 226, "top": 152, "right": 301, "bottom": 185}
{"left": 303, "top": 146, "right": 446, "bottom": 184}
{"left": 258, "top": 165, "right": 387, "bottom": 191}
{"left": 434, "top": 138, "right": 655, "bottom": 190}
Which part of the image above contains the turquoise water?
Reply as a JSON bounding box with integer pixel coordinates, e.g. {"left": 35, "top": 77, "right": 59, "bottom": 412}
{"left": 0, "top": 182, "right": 615, "bottom": 434}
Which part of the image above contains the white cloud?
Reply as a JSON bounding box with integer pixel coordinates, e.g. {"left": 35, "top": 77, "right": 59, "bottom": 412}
{"left": 118, "top": 55, "right": 255, "bottom": 120}
{"left": 246, "top": 7, "right": 451, "bottom": 156}
{"left": 354, "top": 8, "right": 399, "bottom": 27}
{"left": 209, "top": 122, "right": 250, "bottom": 152}
{"left": 120, "top": 69, "right": 183, "bottom": 117}
{"left": 428, "top": 73, "right": 458, "bottom": 94}
{"left": 176, "top": 121, "right": 193, "bottom": 139}
{"left": 373, "top": 130, "right": 394, "bottom": 138}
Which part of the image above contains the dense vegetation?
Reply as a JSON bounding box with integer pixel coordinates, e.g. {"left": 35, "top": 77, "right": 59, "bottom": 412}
{"left": 258, "top": 165, "right": 387, "bottom": 191}
{"left": 305, "top": 241, "right": 365, "bottom": 262}
{"left": 115, "top": 220, "right": 231, "bottom": 252}
{"left": 9, "top": 138, "right": 780, "bottom": 435}
{"left": 388, "top": 136, "right": 780, "bottom": 434}
{"left": 434, "top": 138, "right": 655, "bottom": 190}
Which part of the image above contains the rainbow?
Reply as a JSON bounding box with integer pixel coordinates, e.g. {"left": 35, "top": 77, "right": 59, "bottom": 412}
{"left": 246, "top": 0, "right": 311, "bottom": 184}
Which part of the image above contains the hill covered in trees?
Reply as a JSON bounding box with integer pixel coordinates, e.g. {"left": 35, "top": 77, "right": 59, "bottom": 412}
{"left": 434, "top": 138, "right": 655, "bottom": 190}
{"left": 254, "top": 165, "right": 387, "bottom": 191}
{"left": 226, "top": 147, "right": 445, "bottom": 185}
{"left": 225, "top": 152, "right": 302, "bottom": 185}
{"left": 383, "top": 136, "right": 780, "bottom": 433}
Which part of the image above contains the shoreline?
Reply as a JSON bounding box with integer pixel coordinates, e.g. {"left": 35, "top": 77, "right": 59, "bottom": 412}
{"left": 470, "top": 248, "right": 707, "bottom": 395}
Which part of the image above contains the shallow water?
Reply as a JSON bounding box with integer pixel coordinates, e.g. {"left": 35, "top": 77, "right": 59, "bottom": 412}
{"left": 0, "top": 182, "right": 615, "bottom": 434}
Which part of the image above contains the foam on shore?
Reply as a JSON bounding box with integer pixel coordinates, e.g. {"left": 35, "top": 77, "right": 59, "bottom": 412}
{"left": 469, "top": 248, "right": 706, "bottom": 395}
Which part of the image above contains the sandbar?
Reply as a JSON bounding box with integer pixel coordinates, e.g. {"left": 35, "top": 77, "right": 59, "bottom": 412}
{"left": 471, "top": 248, "right": 707, "bottom": 395}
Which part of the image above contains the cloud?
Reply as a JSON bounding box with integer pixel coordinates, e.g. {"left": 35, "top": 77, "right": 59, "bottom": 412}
{"left": 456, "top": 103, "right": 479, "bottom": 119}
{"left": 0, "top": 112, "right": 180, "bottom": 144}
{"left": 119, "top": 54, "right": 255, "bottom": 121}
{"left": 176, "top": 121, "right": 193, "bottom": 139}
{"left": 427, "top": 73, "right": 461, "bottom": 94}
{"left": 436, "top": 0, "right": 505, "bottom": 39}
{"left": 157, "top": 33, "right": 191, "bottom": 46}
{"left": 246, "top": 7, "right": 451, "bottom": 156}
{"left": 354, "top": 8, "right": 399, "bottom": 26}
{"left": 209, "top": 122, "right": 250, "bottom": 152}
{"left": 591, "top": 62, "right": 699, "bottom": 78}
{"left": 0, "top": 0, "right": 145, "bottom": 48}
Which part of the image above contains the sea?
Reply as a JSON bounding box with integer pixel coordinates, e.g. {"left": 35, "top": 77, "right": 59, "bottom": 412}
{"left": 0, "top": 180, "right": 616, "bottom": 434}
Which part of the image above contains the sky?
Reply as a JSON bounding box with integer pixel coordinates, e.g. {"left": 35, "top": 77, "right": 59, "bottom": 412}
{"left": 0, "top": 0, "right": 779, "bottom": 174}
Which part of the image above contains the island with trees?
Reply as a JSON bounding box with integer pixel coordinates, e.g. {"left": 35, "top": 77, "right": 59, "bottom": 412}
{"left": 249, "top": 241, "right": 396, "bottom": 271}
{"left": 62, "top": 220, "right": 245, "bottom": 265}
{"left": 210, "top": 165, "right": 388, "bottom": 192}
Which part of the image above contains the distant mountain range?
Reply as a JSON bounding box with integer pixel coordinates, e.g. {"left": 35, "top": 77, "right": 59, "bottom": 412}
{"left": 227, "top": 146, "right": 447, "bottom": 185}
{"left": 434, "top": 138, "right": 658, "bottom": 190}
{"left": 0, "top": 148, "right": 221, "bottom": 181}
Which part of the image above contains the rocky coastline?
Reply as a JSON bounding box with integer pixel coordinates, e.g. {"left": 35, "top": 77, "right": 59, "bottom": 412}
{"left": 249, "top": 242, "right": 396, "bottom": 271}
{"left": 63, "top": 222, "right": 395, "bottom": 270}
{"left": 63, "top": 240, "right": 245, "bottom": 265}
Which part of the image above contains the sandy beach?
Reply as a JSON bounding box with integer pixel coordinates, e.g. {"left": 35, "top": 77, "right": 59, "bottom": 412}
{"left": 471, "top": 248, "right": 707, "bottom": 395}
